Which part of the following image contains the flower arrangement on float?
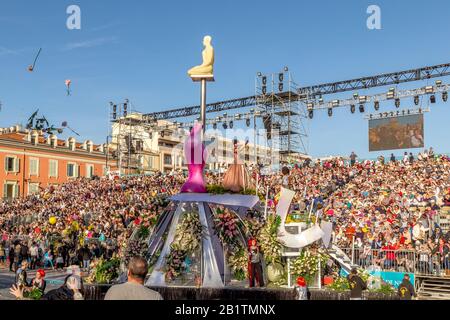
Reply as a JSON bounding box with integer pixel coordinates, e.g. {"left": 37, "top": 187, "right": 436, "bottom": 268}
{"left": 291, "top": 247, "right": 329, "bottom": 285}
{"left": 165, "top": 212, "right": 203, "bottom": 282}
{"left": 86, "top": 257, "right": 121, "bottom": 284}
{"left": 227, "top": 248, "right": 248, "bottom": 281}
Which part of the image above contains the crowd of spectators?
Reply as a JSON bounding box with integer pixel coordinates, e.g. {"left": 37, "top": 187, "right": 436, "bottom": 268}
{"left": 0, "top": 149, "right": 449, "bottom": 277}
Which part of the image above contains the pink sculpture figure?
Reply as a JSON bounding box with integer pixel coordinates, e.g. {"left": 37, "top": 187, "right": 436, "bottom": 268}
{"left": 180, "top": 123, "right": 207, "bottom": 193}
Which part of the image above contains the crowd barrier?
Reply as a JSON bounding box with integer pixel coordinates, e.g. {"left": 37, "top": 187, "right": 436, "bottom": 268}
{"left": 341, "top": 248, "right": 450, "bottom": 276}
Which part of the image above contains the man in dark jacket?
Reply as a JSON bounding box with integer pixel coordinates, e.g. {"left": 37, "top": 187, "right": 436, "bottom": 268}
{"left": 347, "top": 268, "right": 367, "bottom": 300}
{"left": 398, "top": 274, "right": 415, "bottom": 300}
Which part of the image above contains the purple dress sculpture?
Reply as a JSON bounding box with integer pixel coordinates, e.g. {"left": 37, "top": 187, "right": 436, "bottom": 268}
{"left": 180, "top": 123, "right": 207, "bottom": 193}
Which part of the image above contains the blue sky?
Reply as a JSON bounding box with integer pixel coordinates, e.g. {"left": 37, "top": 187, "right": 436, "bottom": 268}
{"left": 0, "top": 0, "right": 449, "bottom": 159}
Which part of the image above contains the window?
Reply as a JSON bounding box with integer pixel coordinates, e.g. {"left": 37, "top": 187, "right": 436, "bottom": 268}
{"left": 164, "top": 154, "right": 172, "bottom": 166}
{"left": 5, "top": 156, "right": 19, "bottom": 173}
{"left": 49, "top": 160, "right": 58, "bottom": 178}
{"left": 67, "top": 163, "right": 79, "bottom": 178}
{"left": 29, "top": 158, "right": 39, "bottom": 176}
{"left": 3, "top": 182, "right": 19, "bottom": 199}
{"left": 86, "top": 164, "right": 94, "bottom": 178}
{"left": 28, "top": 183, "right": 40, "bottom": 195}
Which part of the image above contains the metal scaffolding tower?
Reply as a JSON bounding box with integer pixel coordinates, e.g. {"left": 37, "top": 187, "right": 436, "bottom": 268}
{"left": 109, "top": 100, "right": 156, "bottom": 176}
{"left": 255, "top": 68, "right": 309, "bottom": 162}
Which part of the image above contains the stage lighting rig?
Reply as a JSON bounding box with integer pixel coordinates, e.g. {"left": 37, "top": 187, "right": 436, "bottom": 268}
{"left": 430, "top": 95, "right": 436, "bottom": 104}
{"left": 374, "top": 101, "right": 380, "bottom": 111}
{"left": 387, "top": 88, "right": 395, "bottom": 99}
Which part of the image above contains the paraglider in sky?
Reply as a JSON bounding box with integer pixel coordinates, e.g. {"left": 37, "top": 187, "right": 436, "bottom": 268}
{"left": 65, "top": 79, "right": 72, "bottom": 96}
{"left": 28, "top": 48, "right": 42, "bottom": 72}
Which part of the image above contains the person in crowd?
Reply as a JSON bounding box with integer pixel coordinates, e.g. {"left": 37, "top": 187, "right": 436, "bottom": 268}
{"left": 349, "top": 152, "right": 358, "bottom": 167}
{"left": 30, "top": 269, "right": 47, "bottom": 295}
{"left": 347, "top": 268, "right": 367, "bottom": 300}
{"left": 15, "top": 260, "right": 29, "bottom": 289}
{"left": 0, "top": 242, "right": 6, "bottom": 267}
{"left": 390, "top": 153, "right": 396, "bottom": 162}
{"left": 104, "top": 256, "right": 163, "bottom": 300}
{"left": 8, "top": 244, "right": 15, "bottom": 272}
{"left": 10, "top": 274, "right": 83, "bottom": 300}
{"left": 398, "top": 274, "right": 415, "bottom": 300}
{"left": 29, "top": 242, "right": 39, "bottom": 270}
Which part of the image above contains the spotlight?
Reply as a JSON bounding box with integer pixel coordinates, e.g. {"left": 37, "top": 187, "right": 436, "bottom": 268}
{"left": 123, "top": 102, "right": 128, "bottom": 117}
{"left": 229, "top": 121, "right": 234, "bottom": 129}
{"left": 425, "top": 86, "right": 434, "bottom": 94}
{"left": 279, "top": 73, "right": 284, "bottom": 83}
{"left": 246, "top": 118, "right": 251, "bottom": 127}
{"left": 414, "top": 96, "right": 420, "bottom": 106}
{"left": 257, "top": 72, "right": 262, "bottom": 77}
{"left": 387, "top": 88, "right": 395, "bottom": 99}
{"left": 350, "top": 105, "right": 356, "bottom": 114}
{"left": 284, "top": 66, "right": 289, "bottom": 72}
{"left": 278, "top": 83, "right": 284, "bottom": 92}
{"left": 262, "top": 86, "right": 267, "bottom": 95}
{"left": 328, "top": 108, "right": 333, "bottom": 117}
{"left": 213, "top": 122, "right": 217, "bottom": 130}
{"left": 223, "top": 122, "right": 228, "bottom": 130}
{"left": 443, "top": 91, "right": 448, "bottom": 102}
{"left": 430, "top": 95, "right": 436, "bottom": 104}
{"left": 374, "top": 101, "right": 380, "bottom": 111}
{"left": 262, "top": 76, "right": 267, "bottom": 85}
{"left": 359, "top": 104, "right": 365, "bottom": 113}
{"left": 308, "top": 110, "right": 314, "bottom": 119}
{"left": 160, "top": 131, "right": 165, "bottom": 138}
{"left": 332, "top": 100, "right": 339, "bottom": 107}
{"left": 395, "top": 98, "right": 401, "bottom": 108}
{"left": 436, "top": 80, "right": 443, "bottom": 86}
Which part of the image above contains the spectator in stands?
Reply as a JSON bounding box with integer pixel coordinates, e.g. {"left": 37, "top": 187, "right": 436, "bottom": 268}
{"left": 349, "top": 152, "right": 358, "bottom": 167}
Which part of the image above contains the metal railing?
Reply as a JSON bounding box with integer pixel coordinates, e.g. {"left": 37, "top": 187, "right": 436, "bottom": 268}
{"left": 340, "top": 248, "right": 450, "bottom": 276}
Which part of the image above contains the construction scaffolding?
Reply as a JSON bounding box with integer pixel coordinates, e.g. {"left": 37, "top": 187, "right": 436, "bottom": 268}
{"left": 255, "top": 69, "right": 309, "bottom": 163}
{"left": 109, "top": 101, "right": 158, "bottom": 176}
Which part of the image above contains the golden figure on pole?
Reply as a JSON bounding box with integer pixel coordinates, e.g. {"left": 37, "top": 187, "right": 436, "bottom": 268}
{"left": 188, "top": 35, "right": 215, "bottom": 78}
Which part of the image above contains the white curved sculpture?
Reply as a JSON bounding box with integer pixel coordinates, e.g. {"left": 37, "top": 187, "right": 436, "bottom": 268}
{"left": 276, "top": 188, "right": 324, "bottom": 248}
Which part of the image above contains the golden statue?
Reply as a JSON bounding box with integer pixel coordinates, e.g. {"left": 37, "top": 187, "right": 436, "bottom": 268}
{"left": 188, "top": 36, "right": 215, "bottom": 77}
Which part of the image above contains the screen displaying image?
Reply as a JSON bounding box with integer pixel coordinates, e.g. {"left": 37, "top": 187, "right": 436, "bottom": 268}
{"left": 369, "top": 114, "right": 424, "bottom": 152}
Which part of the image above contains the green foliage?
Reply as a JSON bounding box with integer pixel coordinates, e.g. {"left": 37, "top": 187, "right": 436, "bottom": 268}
{"left": 228, "top": 247, "right": 248, "bottom": 281}
{"left": 206, "top": 184, "right": 261, "bottom": 198}
{"left": 291, "top": 249, "right": 329, "bottom": 280}
{"left": 88, "top": 258, "right": 121, "bottom": 284}
{"left": 257, "top": 215, "right": 283, "bottom": 264}
{"left": 137, "top": 225, "right": 150, "bottom": 240}
{"left": 24, "top": 288, "right": 43, "bottom": 300}
{"left": 326, "top": 277, "right": 349, "bottom": 292}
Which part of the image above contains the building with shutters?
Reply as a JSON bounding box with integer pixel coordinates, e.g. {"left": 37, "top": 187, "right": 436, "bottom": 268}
{"left": 0, "top": 125, "right": 116, "bottom": 200}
